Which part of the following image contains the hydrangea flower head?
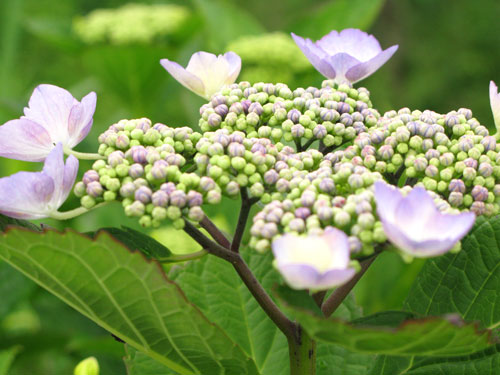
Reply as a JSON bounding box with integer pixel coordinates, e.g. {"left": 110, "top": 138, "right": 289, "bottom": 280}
{"left": 160, "top": 51, "right": 241, "bottom": 100}
{"left": 374, "top": 181, "right": 475, "bottom": 257}
{"left": 291, "top": 28, "right": 398, "bottom": 84}
{"left": 272, "top": 229, "right": 356, "bottom": 290}
{"left": 0, "top": 84, "right": 96, "bottom": 162}
{"left": 0, "top": 143, "right": 78, "bottom": 219}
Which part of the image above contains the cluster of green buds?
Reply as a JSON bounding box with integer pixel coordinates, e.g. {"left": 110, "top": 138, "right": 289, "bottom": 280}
{"left": 198, "top": 80, "right": 379, "bottom": 150}
{"left": 336, "top": 108, "right": 500, "bottom": 216}
{"left": 74, "top": 118, "right": 208, "bottom": 229}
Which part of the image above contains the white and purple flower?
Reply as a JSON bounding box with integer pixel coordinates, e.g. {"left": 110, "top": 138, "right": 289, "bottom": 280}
{"left": 291, "top": 28, "right": 398, "bottom": 85}
{"left": 374, "top": 181, "right": 475, "bottom": 257}
{"left": 0, "top": 84, "right": 96, "bottom": 162}
{"left": 490, "top": 81, "right": 500, "bottom": 132}
{"left": 272, "top": 229, "right": 356, "bottom": 290}
{"left": 0, "top": 143, "right": 78, "bottom": 219}
{"left": 160, "top": 51, "right": 241, "bottom": 100}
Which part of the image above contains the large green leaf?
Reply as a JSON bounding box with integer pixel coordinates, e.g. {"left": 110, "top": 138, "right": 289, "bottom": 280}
{"left": 368, "top": 216, "right": 500, "bottom": 373}
{"left": 277, "top": 297, "right": 492, "bottom": 356}
{"left": 0, "top": 228, "right": 258, "bottom": 375}
{"left": 290, "top": 0, "right": 386, "bottom": 40}
{"left": 169, "top": 249, "right": 373, "bottom": 375}
{"left": 125, "top": 345, "right": 178, "bottom": 375}
{"left": 404, "top": 216, "right": 500, "bottom": 329}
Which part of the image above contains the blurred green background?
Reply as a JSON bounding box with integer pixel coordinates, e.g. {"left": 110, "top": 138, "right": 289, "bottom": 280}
{"left": 0, "top": 0, "right": 499, "bottom": 373}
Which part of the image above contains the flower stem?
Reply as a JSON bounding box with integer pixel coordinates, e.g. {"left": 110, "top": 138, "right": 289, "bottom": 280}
{"left": 50, "top": 202, "right": 107, "bottom": 220}
{"left": 157, "top": 249, "right": 208, "bottom": 263}
{"left": 200, "top": 215, "right": 231, "bottom": 248}
{"left": 321, "top": 253, "right": 379, "bottom": 317}
{"left": 288, "top": 325, "right": 316, "bottom": 375}
{"left": 231, "top": 189, "right": 258, "bottom": 253}
{"left": 64, "top": 147, "right": 105, "bottom": 160}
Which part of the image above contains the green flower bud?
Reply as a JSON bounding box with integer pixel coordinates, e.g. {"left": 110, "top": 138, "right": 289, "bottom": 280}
{"left": 81, "top": 195, "right": 96, "bottom": 209}
{"left": 74, "top": 357, "right": 99, "bottom": 375}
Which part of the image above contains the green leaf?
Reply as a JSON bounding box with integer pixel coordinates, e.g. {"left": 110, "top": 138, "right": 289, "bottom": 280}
{"left": 125, "top": 345, "right": 178, "bottom": 375}
{"left": 169, "top": 249, "right": 373, "bottom": 375}
{"left": 369, "top": 214, "right": 500, "bottom": 373}
{"left": 404, "top": 216, "right": 500, "bottom": 329}
{"left": 277, "top": 292, "right": 493, "bottom": 356}
{"left": 93, "top": 227, "right": 172, "bottom": 260}
{"left": 0, "top": 346, "right": 21, "bottom": 375}
{"left": 0, "top": 214, "right": 40, "bottom": 232}
{"left": 290, "top": 0, "right": 386, "bottom": 40}
{"left": 0, "top": 228, "right": 258, "bottom": 375}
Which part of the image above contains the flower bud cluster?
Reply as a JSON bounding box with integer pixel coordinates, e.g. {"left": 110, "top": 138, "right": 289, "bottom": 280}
{"left": 336, "top": 108, "right": 500, "bottom": 216}
{"left": 74, "top": 118, "right": 208, "bottom": 229}
{"left": 198, "top": 80, "right": 380, "bottom": 149}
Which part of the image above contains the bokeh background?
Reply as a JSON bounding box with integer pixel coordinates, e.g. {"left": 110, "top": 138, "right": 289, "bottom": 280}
{"left": 0, "top": 0, "right": 499, "bottom": 373}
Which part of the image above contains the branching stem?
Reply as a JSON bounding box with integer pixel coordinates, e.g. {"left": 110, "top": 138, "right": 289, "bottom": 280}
{"left": 183, "top": 219, "right": 295, "bottom": 339}
{"left": 321, "top": 253, "right": 379, "bottom": 317}
{"left": 64, "top": 147, "right": 106, "bottom": 160}
{"left": 231, "top": 189, "right": 258, "bottom": 253}
{"left": 157, "top": 249, "right": 208, "bottom": 263}
{"left": 200, "top": 216, "right": 231, "bottom": 248}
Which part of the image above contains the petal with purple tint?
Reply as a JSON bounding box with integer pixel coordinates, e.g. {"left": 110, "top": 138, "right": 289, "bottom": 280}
{"left": 291, "top": 33, "right": 336, "bottom": 79}
{"left": 272, "top": 231, "right": 355, "bottom": 290}
{"left": 223, "top": 51, "right": 242, "bottom": 84}
{"left": 0, "top": 118, "right": 53, "bottom": 162}
{"left": 0, "top": 171, "right": 55, "bottom": 219}
{"left": 346, "top": 45, "right": 398, "bottom": 83}
{"left": 68, "top": 91, "right": 97, "bottom": 147}
{"left": 375, "top": 181, "right": 476, "bottom": 258}
{"left": 317, "top": 29, "right": 382, "bottom": 60}
{"left": 61, "top": 155, "right": 79, "bottom": 204}
{"left": 490, "top": 81, "right": 500, "bottom": 129}
{"left": 23, "top": 84, "right": 77, "bottom": 144}
{"left": 374, "top": 181, "right": 402, "bottom": 224}
{"left": 327, "top": 53, "right": 361, "bottom": 84}
{"left": 160, "top": 59, "right": 205, "bottom": 97}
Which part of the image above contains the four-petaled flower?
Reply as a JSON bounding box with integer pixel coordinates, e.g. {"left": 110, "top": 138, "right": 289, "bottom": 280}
{"left": 160, "top": 51, "right": 241, "bottom": 100}
{"left": 292, "top": 28, "right": 398, "bottom": 85}
{"left": 0, "top": 84, "right": 96, "bottom": 162}
{"left": 490, "top": 81, "right": 500, "bottom": 132}
{"left": 272, "top": 229, "right": 356, "bottom": 290}
{"left": 0, "top": 143, "right": 78, "bottom": 219}
{"left": 374, "top": 181, "right": 476, "bottom": 257}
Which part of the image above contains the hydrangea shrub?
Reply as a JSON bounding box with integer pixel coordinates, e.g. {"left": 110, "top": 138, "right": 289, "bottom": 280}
{"left": 0, "top": 28, "right": 499, "bottom": 375}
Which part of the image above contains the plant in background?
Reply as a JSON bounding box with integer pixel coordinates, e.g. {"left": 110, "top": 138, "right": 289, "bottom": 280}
{"left": 0, "top": 28, "right": 499, "bottom": 375}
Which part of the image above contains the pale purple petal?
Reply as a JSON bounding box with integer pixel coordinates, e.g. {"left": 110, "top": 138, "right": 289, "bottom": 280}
{"left": 292, "top": 33, "right": 336, "bottom": 79}
{"left": 61, "top": 155, "right": 79, "bottom": 204}
{"left": 0, "top": 171, "right": 55, "bottom": 219}
{"left": 322, "top": 229, "right": 350, "bottom": 268}
{"left": 317, "top": 29, "right": 382, "bottom": 60}
{"left": 374, "top": 181, "right": 403, "bottom": 224}
{"left": 346, "top": 45, "right": 398, "bottom": 83}
{"left": 67, "top": 91, "right": 97, "bottom": 147}
{"left": 327, "top": 53, "right": 361, "bottom": 84}
{"left": 0, "top": 119, "right": 53, "bottom": 162}
{"left": 160, "top": 58, "right": 205, "bottom": 97}
{"left": 375, "top": 182, "right": 476, "bottom": 258}
{"left": 277, "top": 264, "right": 355, "bottom": 290}
{"left": 292, "top": 29, "right": 397, "bottom": 84}
{"left": 223, "top": 51, "right": 242, "bottom": 84}
{"left": 490, "top": 81, "right": 500, "bottom": 128}
{"left": 23, "top": 84, "right": 77, "bottom": 144}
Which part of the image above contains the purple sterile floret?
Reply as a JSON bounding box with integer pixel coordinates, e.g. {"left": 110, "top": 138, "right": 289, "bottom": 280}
{"left": 291, "top": 28, "right": 398, "bottom": 84}
{"left": 0, "top": 84, "right": 96, "bottom": 162}
{"left": 374, "top": 181, "right": 475, "bottom": 257}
